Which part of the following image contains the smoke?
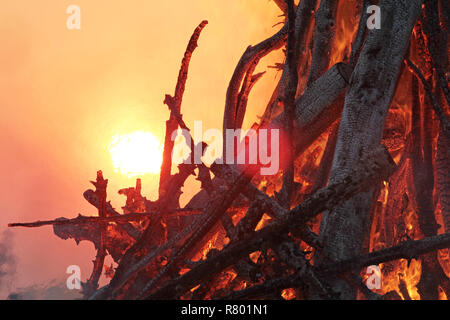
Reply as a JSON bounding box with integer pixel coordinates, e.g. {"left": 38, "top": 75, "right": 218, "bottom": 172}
{"left": 7, "top": 279, "right": 82, "bottom": 300}
{"left": 0, "top": 230, "right": 17, "bottom": 298}
{"left": 0, "top": 229, "right": 82, "bottom": 300}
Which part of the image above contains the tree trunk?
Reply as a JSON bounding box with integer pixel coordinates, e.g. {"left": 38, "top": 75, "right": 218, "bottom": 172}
{"left": 315, "top": 0, "right": 424, "bottom": 299}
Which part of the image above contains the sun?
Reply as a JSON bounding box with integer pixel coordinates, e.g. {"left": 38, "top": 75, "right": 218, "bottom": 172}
{"left": 109, "top": 131, "right": 163, "bottom": 177}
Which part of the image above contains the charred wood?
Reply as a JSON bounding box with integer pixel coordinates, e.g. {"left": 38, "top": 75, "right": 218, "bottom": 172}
{"left": 316, "top": 0, "right": 424, "bottom": 299}
{"left": 143, "top": 146, "right": 396, "bottom": 299}
{"left": 306, "top": 0, "right": 339, "bottom": 86}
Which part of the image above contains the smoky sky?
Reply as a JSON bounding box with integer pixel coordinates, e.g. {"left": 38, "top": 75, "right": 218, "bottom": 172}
{"left": 0, "top": 230, "right": 16, "bottom": 297}
{"left": 0, "top": 0, "right": 283, "bottom": 294}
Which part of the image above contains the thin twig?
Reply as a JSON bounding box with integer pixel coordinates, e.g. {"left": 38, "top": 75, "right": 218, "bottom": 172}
{"left": 8, "top": 207, "right": 246, "bottom": 228}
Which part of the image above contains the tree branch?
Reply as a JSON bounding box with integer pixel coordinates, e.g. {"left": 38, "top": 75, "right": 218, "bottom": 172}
{"left": 159, "top": 20, "right": 208, "bottom": 198}
{"left": 143, "top": 145, "right": 396, "bottom": 299}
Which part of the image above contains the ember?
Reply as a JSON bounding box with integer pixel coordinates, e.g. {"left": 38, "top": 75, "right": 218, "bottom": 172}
{"left": 9, "top": 0, "right": 449, "bottom": 300}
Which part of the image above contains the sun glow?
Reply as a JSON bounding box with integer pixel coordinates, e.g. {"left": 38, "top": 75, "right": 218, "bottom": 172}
{"left": 109, "top": 131, "right": 163, "bottom": 177}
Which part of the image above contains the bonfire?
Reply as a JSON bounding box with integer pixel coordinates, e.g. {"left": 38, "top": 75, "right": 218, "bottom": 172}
{"left": 9, "top": 0, "right": 450, "bottom": 300}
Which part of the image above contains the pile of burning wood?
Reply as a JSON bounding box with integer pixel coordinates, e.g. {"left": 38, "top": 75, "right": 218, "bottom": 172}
{"left": 10, "top": 0, "right": 450, "bottom": 300}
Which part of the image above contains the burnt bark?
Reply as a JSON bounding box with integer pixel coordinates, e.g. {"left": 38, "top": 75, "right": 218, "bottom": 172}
{"left": 437, "top": 128, "right": 450, "bottom": 233}
{"left": 269, "top": 62, "right": 352, "bottom": 167}
{"left": 315, "top": 0, "right": 424, "bottom": 299}
{"left": 306, "top": 0, "right": 339, "bottom": 86}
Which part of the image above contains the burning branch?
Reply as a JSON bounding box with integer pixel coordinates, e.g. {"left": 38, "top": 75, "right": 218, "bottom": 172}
{"left": 315, "top": 0, "right": 425, "bottom": 299}
{"left": 142, "top": 146, "right": 397, "bottom": 299}
{"left": 227, "top": 233, "right": 450, "bottom": 300}
{"left": 321, "top": 233, "right": 450, "bottom": 275}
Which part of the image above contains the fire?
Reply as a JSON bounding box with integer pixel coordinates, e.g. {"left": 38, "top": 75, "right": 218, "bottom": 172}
{"left": 9, "top": 0, "right": 450, "bottom": 301}
{"left": 330, "top": 1, "right": 359, "bottom": 66}
{"left": 281, "top": 288, "right": 296, "bottom": 300}
{"left": 109, "top": 131, "right": 163, "bottom": 177}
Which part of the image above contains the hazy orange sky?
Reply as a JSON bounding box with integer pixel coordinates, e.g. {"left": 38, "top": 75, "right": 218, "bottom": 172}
{"left": 0, "top": 1, "right": 284, "bottom": 297}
